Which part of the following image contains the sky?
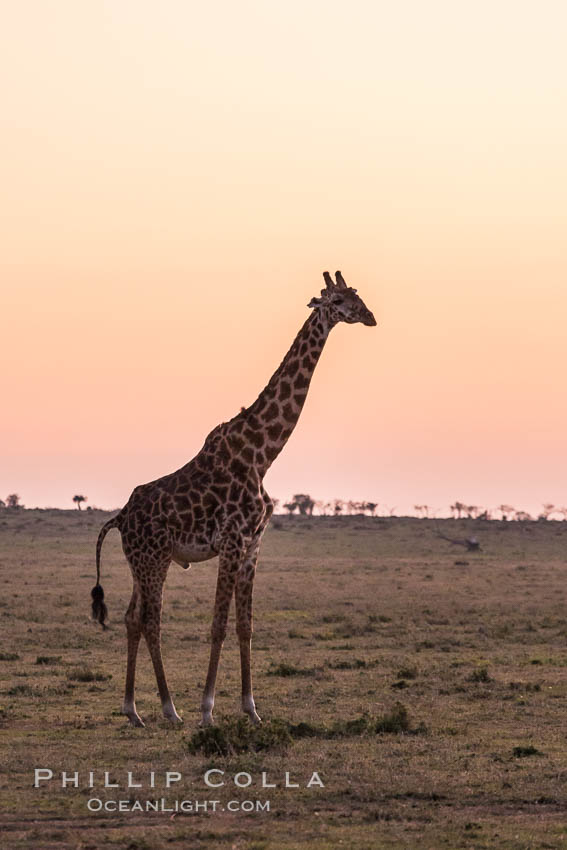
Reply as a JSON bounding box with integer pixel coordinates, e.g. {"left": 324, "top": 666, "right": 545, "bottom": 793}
{"left": 1, "top": 0, "right": 566, "bottom": 516}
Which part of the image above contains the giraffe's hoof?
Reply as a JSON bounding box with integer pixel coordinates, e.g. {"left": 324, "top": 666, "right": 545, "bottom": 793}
{"left": 242, "top": 698, "right": 262, "bottom": 725}
{"left": 164, "top": 711, "right": 184, "bottom": 724}
{"left": 122, "top": 703, "right": 145, "bottom": 727}
{"left": 248, "top": 711, "right": 262, "bottom": 726}
{"left": 200, "top": 713, "right": 214, "bottom": 727}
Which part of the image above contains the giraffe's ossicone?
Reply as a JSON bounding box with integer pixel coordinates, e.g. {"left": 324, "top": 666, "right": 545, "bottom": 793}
{"left": 91, "top": 270, "right": 377, "bottom": 728}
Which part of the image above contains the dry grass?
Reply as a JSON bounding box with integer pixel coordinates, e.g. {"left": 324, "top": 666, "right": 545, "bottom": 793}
{"left": 1, "top": 509, "right": 567, "bottom": 848}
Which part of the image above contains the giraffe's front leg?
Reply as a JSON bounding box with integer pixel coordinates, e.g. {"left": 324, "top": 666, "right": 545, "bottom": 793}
{"left": 235, "top": 536, "right": 262, "bottom": 725}
{"left": 200, "top": 534, "right": 244, "bottom": 726}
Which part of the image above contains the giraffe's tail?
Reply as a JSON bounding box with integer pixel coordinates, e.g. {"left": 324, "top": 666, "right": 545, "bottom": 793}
{"left": 91, "top": 513, "right": 122, "bottom": 630}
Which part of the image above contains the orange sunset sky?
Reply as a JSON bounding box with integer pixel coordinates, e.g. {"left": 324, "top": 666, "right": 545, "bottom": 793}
{"left": 1, "top": 1, "right": 566, "bottom": 516}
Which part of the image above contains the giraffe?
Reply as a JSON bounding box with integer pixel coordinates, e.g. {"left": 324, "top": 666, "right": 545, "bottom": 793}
{"left": 91, "top": 270, "right": 377, "bottom": 727}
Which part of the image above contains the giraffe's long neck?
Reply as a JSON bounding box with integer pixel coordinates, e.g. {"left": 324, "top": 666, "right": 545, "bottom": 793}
{"left": 228, "top": 308, "right": 336, "bottom": 478}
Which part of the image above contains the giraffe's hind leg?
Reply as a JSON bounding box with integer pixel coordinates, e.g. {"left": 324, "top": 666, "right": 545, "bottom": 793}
{"left": 140, "top": 572, "right": 183, "bottom": 724}
{"left": 122, "top": 584, "right": 144, "bottom": 727}
{"left": 123, "top": 554, "right": 182, "bottom": 726}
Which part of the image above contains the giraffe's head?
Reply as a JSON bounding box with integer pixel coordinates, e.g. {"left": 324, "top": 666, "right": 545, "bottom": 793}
{"left": 308, "top": 271, "right": 377, "bottom": 327}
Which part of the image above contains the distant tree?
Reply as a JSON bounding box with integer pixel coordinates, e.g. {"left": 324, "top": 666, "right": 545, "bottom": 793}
{"left": 292, "top": 494, "right": 315, "bottom": 516}
{"left": 497, "top": 504, "right": 515, "bottom": 521}
{"left": 283, "top": 501, "right": 297, "bottom": 516}
{"left": 333, "top": 499, "right": 344, "bottom": 516}
{"left": 450, "top": 502, "right": 466, "bottom": 519}
{"left": 314, "top": 500, "right": 327, "bottom": 516}
{"left": 0, "top": 499, "right": 5, "bottom": 509}
{"left": 540, "top": 503, "right": 557, "bottom": 520}
{"left": 6, "top": 494, "right": 21, "bottom": 509}
{"left": 514, "top": 511, "right": 533, "bottom": 522}
{"left": 414, "top": 505, "right": 430, "bottom": 518}
{"left": 73, "top": 495, "right": 87, "bottom": 511}
{"left": 365, "top": 502, "right": 378, "bottom": 516}
{"left": 466, "top": 505, "right": 480, "bottom": 519}
{"left": 345, "top": 500, "right": 365, "bottom": 515}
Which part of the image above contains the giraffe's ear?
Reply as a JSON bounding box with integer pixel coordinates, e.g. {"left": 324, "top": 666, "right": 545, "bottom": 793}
{"left": 308, "top": 297, "right": 323, "bottom": 308}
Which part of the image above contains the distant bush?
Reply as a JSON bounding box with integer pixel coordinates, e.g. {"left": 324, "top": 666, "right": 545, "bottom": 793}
{"left": 513, "top": 745, "right": 543, "bottom": 758}
{"left": 468, "top": 667, "right": 492, "bottom": 683}
{"left": 67, "top": 666, "right": 111, "bottom": 682}
{"left": 397, "top": 666, "right": 418, "bottom": 680}
{"left": 266, "top": 662, "right": 317, "bottom": 677}
{"left": 187, "top": 705, "right": 425, "bottom": 756}
{"left": 374, "top": 703, "right": 412, "bottom": 734}
{"left": 290, "top": 704, "right": 424, "bottom": 738}
{"left": 328, "top": 659, "right": 368, "bottom": 670}
{"left": 7, "top": 684, "right": 35, "bottom": 696}
{"left": 508, "top": 681, "right": 540, "bottom": 692}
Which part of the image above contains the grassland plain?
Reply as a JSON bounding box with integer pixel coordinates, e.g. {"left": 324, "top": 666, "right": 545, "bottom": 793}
{"left": 1, "top": 510, "right": 567, "bottom": 849}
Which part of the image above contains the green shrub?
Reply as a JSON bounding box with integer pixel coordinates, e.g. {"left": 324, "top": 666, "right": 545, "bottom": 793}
{"left": 67, "top": 666, "right": 111, "bottom": 682}
{"left": 513, "top": 745, "right": 542, "bottom": 758}
{"left": 187, "top": 716, "right": 292, "bottom": 756}
{"left": 469, "top": 667, "right": 492, "bottom": 683}
{"left": 374, "top": 702, "right": 411, "bottom": 734}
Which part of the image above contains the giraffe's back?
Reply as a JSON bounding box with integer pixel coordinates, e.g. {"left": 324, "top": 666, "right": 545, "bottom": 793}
{"left": 118, "top": 442, "right": 270, "bottom": 567}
